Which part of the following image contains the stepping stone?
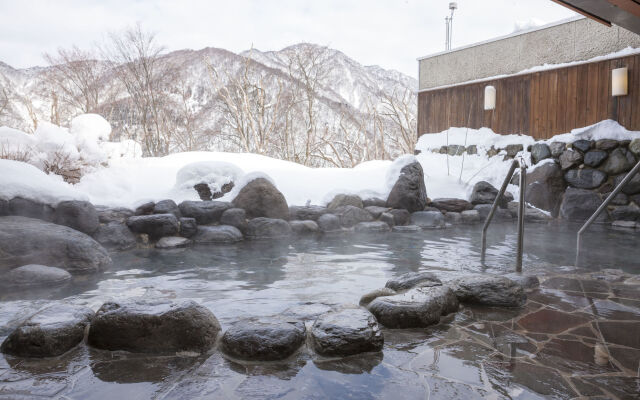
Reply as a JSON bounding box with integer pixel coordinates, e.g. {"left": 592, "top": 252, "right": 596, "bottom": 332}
{"left": 450, "top": 275, "right": 526, "bottom": 307}
{"left": 517, "top": 309, "right": 589, "bottom": 334}
{"left": 367, "top": 286, "right": 458, "bottom": 328}
{"left": 88, "top": 299, "right": 221, "bottom": 354}
{"left": 310, "top": 308, "right": 383, "bottom": 356}
{"left": 221, "top": 318, "right": 306, "bottom": 361}
{"left": 1, "top": 303, "right": 94, "bottom": 357}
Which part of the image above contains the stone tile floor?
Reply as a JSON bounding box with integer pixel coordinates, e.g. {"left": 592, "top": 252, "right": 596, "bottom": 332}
{"left": 0, "top": 270, "right": 639, "bottom": 399}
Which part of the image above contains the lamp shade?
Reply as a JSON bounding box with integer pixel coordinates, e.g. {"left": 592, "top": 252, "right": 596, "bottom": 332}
{"left": 484, "top": 85, "right": 496, "bottom": 110}
{"left": 612, "top": 67, "right": 628, "bottom": 97}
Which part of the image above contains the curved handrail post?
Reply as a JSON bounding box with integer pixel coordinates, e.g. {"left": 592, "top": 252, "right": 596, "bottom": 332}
{"left": 575, "top": 159, "right": 640, "bottom": 267}
{"left": 516, "top": 160, "right": 527, "bottom": 272}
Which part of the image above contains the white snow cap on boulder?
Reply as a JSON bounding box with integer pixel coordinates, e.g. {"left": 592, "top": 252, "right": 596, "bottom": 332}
{"left": 174, "top": 161, "right": 245, "bottom": 199}
{"left": 385, "top": 155, "right": 419, "bottom": 190}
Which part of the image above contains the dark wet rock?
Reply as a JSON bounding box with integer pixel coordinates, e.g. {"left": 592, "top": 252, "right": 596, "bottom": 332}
{"left": 450, "top": 275, "right": 526, "bottom": 307}
{"left": 153, "top": 200, "right": 181, "bottom": 218}
{"left": 614, "top": 173, "right": 640, "bottom": 195}
{"left": 289, "top": 205, "right": 328, "bottom": 221}
{"left": 505, "top": 274, "right": 540, "bottom": 289}
{"left": 53, "top": 200, "right": 99, "bottom": 234}
{"left": 531, "top": 143, "right": 551, "bottom": 164}
{"left": 178, "top": 201, "right": 231, "bottom": 225}
{"left": 564, "top": 168, "right": 607, "bottom": 189}
{"left": 525, "top": 162, "right": 566, "bottom": 217}
{"left": 1, "top": 303, "right": 93, "bottom": 357}
{"left": 359, "top": 288, "right": 397, "bottom": 306}
{"left": 559, "top": 149, "right": 583, "bottom": 170}
{"left": 232, "top": 178, "right": 289, "bottom": 220}
{"left": 385, "top": 271, "right": 442, "bottom": 291}
{"left": 96, "top": 206, "right": 134, "bottom": 223}
{"left": 461, "top": 209, "right": 481, "bottom": 224}
{"left": 367, "top": 286, "right": 458, "bottom": 328}
{"left": 549, "top": 141, "right": 566, "bottom": 157}
{"left": 572, "top": 139, "right": 592, "bottom": 153}
{"left": 430, "top": 198, "right": 473, "bottom": 213}
{"left": 524, "top": 207, "right": 552, "bottom": 222}
{"left": 331, "top": 205, "right": 374, "bottom": 227}
{"left": 156, "top": 236, "right": 191, "bottom": 249}
{"left": 596, "top": 139, "right": 619, "bottom": 151}
{"left": 388, "top": 209, "right": 410, "bottom": 225}
{"left": 410, "top": 211, "right": 445, "bottom": 229}
{"left": 376, "top": 212, "right": 394, "bottom": 228}
{"left": 386, "top": 161, "right": 427, "bottom": 212}
{"left": 391, "top": 225, "right": 421, "bottom": 232}
{"left": 92, "top": 222, "right": 137, "bottom": 250}
{"left": 134, "top": 201, "right": 155, "bottom": 215}
{"left": 601, "top": 148, "right": 636, "bottom": 175}
{"left": 317, "top": 213, "right": 341, "bottom": 232}
{"left": 607, "top": 192, "right": 629, "bottom": 205}
{"left": 213, "top": 182, "right": 234, "bottom": 200}
{"left": 220, "top": 208, "right": 247, "bottom": 231}
{"left": 126, "top": 214, "right": 179, "bottom": 240}
{"left": 289, "top": 220, "right": 319, "bottom": 235}
{"left": 444, "top": 211, "right": 461, "bottom": 224}
{"left": 88, "top": 299, "right": 221, "bottom": 353}
{"left": 221, "top": 318, "right": 306, "bottom": 361}
{"left": 282, "top": 303, "right": 334, "bottom": 323}
{"left": 4, "top": 264, "right": 71, "bottom": 287}
{"left": 474, "top": 204, "right": 513, "bottom": 221}
{"left": 354, "top": 221, "right": 391, "bottom": 233}
{"left": 193, "top": 225, "right": 243, "bottom": 243}
{"left": 583, "top": 150, "right": 608, "bottom": 167}
{"left": 505, "top": 144, "right": 523, "bottom": 158}
{"left": 610, "top": 206, "right": 640, "bottom": 221}
{"left": 179, "top": 217, "right": 197, "bottom": 238}
{"left": 0, "top": 216, "right": 112, "bottom": 273}
{"left": 311, "top": 308, "right": 383, "bottom": 356}
{"left": 6, "top": 197, "right": 55, "bottom": 221}
{"left": 246, "top": 217, "right": 292, "bottom": 239}
{"left": 560, "top": 187, "right": 603, "bottom": 221}
{"left": 364, "top": 206, "right": 390, "bottom": 218}
{"left": 362, "top": 197, "right": 387, "bottom": 208}
{"left": 327, "top": 194, "right": 363, "bottom": 209}
{"left": 470, "top": 181, "right": 513, "bottom": 207}
{"left": 193, "top": 182, "right": 213, "bottom": 201}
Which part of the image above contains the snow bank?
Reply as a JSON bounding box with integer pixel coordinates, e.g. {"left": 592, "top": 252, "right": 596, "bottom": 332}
{"left": 416, "top": 126, "right": 536, "bottom": 154}
{"left": 0, "top": 159, "right": 87, "bottom": 204}
{"left": 541, "top": 120, "right": 640, "bottom": 143}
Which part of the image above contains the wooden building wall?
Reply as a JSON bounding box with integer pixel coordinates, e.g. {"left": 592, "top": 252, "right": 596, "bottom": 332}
{"left": 417, "top": 54, "right": 640, "bottom": 140}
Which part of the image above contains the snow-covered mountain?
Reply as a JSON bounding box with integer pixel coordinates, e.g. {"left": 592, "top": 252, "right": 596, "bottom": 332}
{"left": 0, "top": 43, "right": 416, "bottom": 134}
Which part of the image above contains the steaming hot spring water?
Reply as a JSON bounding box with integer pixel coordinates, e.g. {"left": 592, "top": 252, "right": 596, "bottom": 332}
{"left": 1, "top": 118, "right": 640, "bottom": 399}
{"left": 1, "top": 221, "right": 639, "bottom": 399}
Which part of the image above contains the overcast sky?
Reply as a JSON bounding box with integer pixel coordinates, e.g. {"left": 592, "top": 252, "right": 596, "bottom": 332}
{"left": 0, "top": 0, "right": 576, "bottom": 77}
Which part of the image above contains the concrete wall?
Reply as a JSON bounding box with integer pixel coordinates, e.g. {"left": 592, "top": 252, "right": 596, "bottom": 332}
{"left": 418, "top": 17, "right": 640, "bottom": 91}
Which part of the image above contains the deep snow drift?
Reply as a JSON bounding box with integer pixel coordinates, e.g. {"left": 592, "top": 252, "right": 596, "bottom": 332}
{"left": 1, "top": 117, "right": 638, "bottom": 208}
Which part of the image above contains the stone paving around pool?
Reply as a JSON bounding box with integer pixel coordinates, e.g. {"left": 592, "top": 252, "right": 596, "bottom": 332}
{"left": 0, "top": 269, "right": 638, "bottom": 399}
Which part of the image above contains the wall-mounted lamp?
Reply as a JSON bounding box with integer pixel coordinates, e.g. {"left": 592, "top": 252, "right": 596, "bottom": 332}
{"left": 484, "top": 85, "right": 496, "bottom": 110}
{"left": 612, "top": 67, "right": 628, "bottom": 97}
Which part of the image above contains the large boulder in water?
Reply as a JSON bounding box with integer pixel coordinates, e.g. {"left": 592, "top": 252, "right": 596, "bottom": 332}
{"left": 367, "top": 286, "right": 458, "bottom": 328}
{"left": 4, "top": 264, "right": 71, "bottom": 288}
{"left": 0, "top": 216, "right": 112, "bottom": 273}
{"left": 331, "top": 205, "right": 373, "bottom": 227}
{"left": 193, "top": 225, "right": 243, "bottom": 243}
{"left": 4, "top": 197, "right": 55, "bottom": 221}
{"left": 327, "top": 194, "right": 363, "bottom": 209}
{"left": 410, "top": 211, "right": 445, "bottom": 229}
{"left": 470, "top": 181, "right": 513, "bottom": 208}
{"left": 178, "top": 201, "right": 231, "bottom": 225}
{"left": 1, "top": 303, "right": 94, "bottom": 357}
{"left": 245, "top": 217, "right": 292, "bottom": 239}
{"left": 386, "top": 162, "right": 427, "bottom": 212}
{"left": 449, "top": 275, "right": 526, "bottom": 307}
{"left": 220, "top": 318, "right": 306, "bottom": 361}
{"left": 525, "top": 162, "right": 566, "bottom": 217}
{"left": 289, "top": 205, "right": 328, "bottom": 221}
{"left": 310, "top": 308, "right": 384, "bottom": 356}
{"left": 53, "top": 200, "right": 99, "bottom": 234}
{"left": 92, "top": 222, "right": 137, "bottom": 250}
{"left": 232, "top": 178, "right": 289, "bottom": 220}
{"left": 88, "top": 299, "right": 221, "bottom": 354}
{"left": 559, "top": 187, "right": 603, "bottom": 222}
{"left": 126, "top": 214, "right": 179, "bottom": 240}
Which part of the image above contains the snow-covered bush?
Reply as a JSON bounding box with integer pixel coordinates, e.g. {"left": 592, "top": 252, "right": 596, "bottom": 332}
{"left": 174, "top": 161, "right": 245, "bottom": 198}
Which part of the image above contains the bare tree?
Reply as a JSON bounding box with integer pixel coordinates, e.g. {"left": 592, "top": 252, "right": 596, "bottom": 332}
{"left": 43, "top": 46, "right": 107, "bottom": 116}
{"left": 0, "top": 86, "right": 9, "bottom": 118}
{"left": 380, "top": 88, "right": 417, "bottom": 155}
{"left": 102, "top": 23, "right": 174, "bottom": 156}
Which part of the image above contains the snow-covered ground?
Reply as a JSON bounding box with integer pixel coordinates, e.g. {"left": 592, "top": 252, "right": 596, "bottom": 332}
{"left": 1, "top": 116, "right": 638, "bottom": 209}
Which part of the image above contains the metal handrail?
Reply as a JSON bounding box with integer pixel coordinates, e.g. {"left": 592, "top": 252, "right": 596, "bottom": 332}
{"left": 481, "top": 157, "right": 527, "bottom": 272}
{"left": 575, "top": 159, "right": 640, "bottom": 267}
